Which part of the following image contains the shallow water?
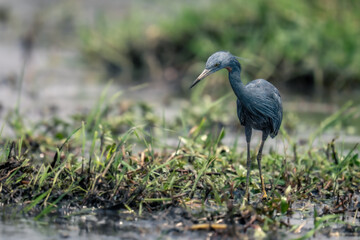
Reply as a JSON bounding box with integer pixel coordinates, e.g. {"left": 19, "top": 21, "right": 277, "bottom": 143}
{"left": 1, "top": 200, "right": 359, "bottom": 240}
{"left": 0, "top": 207, "right": 207, "bottom": 240}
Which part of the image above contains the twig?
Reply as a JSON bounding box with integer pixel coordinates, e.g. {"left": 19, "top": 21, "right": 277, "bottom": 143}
{"left": 0, "top": 165, "right": 22, "bottom": 181}
{"left": 101, "top": 153, "right": 116, "bottom": 178}
{"left": 49, "top": 126, "right": 82, "bottom": 171}
{"left": 330, "top": 139, "right": 339, "bottom": 165}
{"left": 7, "top": 141, "right": 15, "bottom": 159}
{"left": 243, "top": 215, "right": 257, "bottom": 231}
{"left": 293, "top": 144, "right": 297, "bottom": 162}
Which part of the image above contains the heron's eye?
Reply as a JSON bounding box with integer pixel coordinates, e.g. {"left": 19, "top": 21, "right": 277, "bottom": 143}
{"left": 214, "top": 63, "right": 220, "bottom": 67}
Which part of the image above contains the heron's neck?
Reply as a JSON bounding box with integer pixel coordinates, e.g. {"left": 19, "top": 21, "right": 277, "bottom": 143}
{"left": 228, "top": 65, "right": 248, "bottom": 102}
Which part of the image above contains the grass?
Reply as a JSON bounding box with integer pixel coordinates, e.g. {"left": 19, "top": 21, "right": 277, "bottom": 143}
{"left": 0, "top": 85, "right": 359, "bottom": 239}
{"left": 79, "top": 0, "right": 360, "bottom": 92}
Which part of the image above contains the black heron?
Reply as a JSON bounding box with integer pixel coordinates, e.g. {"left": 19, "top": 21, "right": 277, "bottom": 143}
{"left": 190, "top": 51, "right": 283, "bottom": 201}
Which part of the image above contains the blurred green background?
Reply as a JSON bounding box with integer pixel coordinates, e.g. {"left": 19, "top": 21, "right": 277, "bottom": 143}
{"left": 0, "top": 0, "right": 359, "bottom": 140}
{"left": 79, "top": 0, "right": 360, "bottom": 95}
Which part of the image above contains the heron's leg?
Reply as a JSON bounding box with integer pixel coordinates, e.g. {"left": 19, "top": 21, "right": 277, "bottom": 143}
{"left": 244, "top": 126, "right": 252, "bottom": 202}
{"left": 257, "top": 132, "right": 268, "bottom": 199}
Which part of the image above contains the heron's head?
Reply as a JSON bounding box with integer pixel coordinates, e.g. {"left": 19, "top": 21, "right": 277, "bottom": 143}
{"left": 190, "top": 51, "right": 238, "bottom": 88}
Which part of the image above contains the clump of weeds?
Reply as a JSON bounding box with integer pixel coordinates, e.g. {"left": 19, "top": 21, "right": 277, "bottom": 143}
{"left": 0, "top": 88, "right": 359, "bottom": 239}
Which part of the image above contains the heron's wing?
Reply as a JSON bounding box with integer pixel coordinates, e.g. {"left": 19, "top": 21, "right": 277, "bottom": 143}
{"left": 271, "top": 89, "right": 283, "bottom": 137}
{"left": 236, "top": 99, "right": 245, "bottom": 125}
{"left": 244, "top": 79, "right": 283, "bottom": 137}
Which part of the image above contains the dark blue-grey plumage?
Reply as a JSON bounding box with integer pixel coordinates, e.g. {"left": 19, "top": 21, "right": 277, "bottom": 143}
{"left": 236, "top": 79, "right": 282, "bottom": 138}
{"left": 191, "top": 51, "right": 283, "bottom": 201}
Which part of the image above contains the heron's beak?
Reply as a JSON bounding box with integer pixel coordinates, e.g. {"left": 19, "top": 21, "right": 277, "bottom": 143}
{"left": 190, "top": 69, "right": 212, "bottom": 89}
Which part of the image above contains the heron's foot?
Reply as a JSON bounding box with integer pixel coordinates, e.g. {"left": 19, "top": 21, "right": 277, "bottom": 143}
{"left": 261, "top": 192, "right": 268, "bottom": 200}
{"left": 241, "top": 196, "right": 251, "bottom": 208}
{"left": 243, "top": 194, "right": 250, "bottom": 204}
{"left": 241, "top": 190, "right": 250, "bottom": 206}
{"left": 260, "top": 190, "right": 270, "bottom": 200}
{"left": 260, "top": 176, "right": 269, "bottom": 200}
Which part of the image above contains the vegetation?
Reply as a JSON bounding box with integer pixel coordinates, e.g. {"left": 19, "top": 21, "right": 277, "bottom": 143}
{"left": 79, "top": 0, "right": 360, "bottom": 91}
{"left": 1, "top": 0, "right": 359, "bottom": 238}
{"left": 1, "top": 85, "right": 359, "bottom": 238}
